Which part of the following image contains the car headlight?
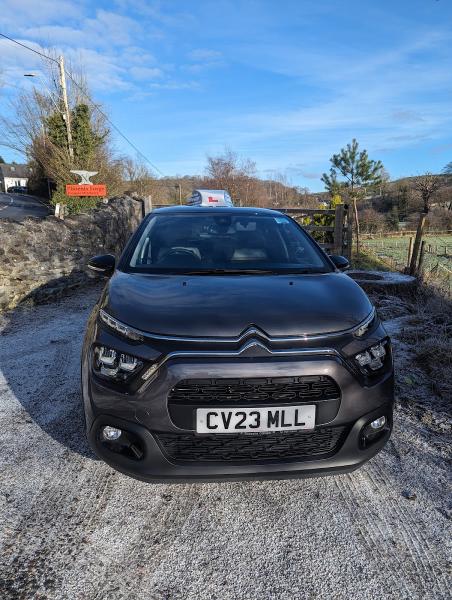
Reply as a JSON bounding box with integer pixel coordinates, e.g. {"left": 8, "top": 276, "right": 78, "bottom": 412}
{"left": 94, "top": 345, "right": 143, "bottom": 382}
{"left": 354, "top": 341, "right": 387, "bottom": 374}
{"left": 99, "top": 309, "right": 144, "bottom": 342}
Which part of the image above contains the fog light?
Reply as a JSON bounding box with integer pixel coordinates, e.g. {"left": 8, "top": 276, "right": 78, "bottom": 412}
{"left": 370, "top": 416, "right": 386, "bottom": 430}
{"left": 102, "top": 426, "right": 122, "bottom": 441}
{"left": 361, "top": 415, "right": 389, "bottom": 448}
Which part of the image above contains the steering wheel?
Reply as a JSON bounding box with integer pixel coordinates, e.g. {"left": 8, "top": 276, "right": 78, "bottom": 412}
{"left": 167, "top": 248, "right": 200, "bottom": 259}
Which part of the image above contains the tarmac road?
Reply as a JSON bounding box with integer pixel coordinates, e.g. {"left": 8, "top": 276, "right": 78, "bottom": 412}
{"left": 0, "top": 192, "right": 51, "bottom": 221}
{"left": 0, "top": 284, "right": 450, "bottom": 600}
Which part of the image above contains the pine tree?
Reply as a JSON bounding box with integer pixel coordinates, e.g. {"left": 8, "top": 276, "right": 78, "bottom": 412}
{"left": 46, "top": 112, "right": 68, "bottom": 150}
{"left": 72, "top": 104, "right": 105, "bottom": 165}
{"left": 322, "top": 139, "right": 383, "bottom": 255}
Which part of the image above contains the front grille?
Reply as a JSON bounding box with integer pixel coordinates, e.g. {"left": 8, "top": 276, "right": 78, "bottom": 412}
{"left": 156, "top": 427, "right": 347, "bottom": 463}
{"left": 168, "top": 376, "right": 340, "bottom": 406}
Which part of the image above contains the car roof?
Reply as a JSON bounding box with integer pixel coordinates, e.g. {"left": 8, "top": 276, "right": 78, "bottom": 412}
{"left": 151, "top": 205, "right": 284, "bottom": 217}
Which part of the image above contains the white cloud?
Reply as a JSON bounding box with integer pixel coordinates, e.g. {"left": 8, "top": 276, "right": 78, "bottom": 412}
{"left": 84, "top": 10, "right": 142, "bottom": 46}
{"left": 147, "top": 81, "right": 199, "bottom": 90}
{"left": 21, "top": 25, "right": 90, "bottom": 47}
{"left": 391, "top": 110, "right": 425, "bottom": 123}
{"left": 188, "top": 49, "right": 222, "bottom": 61}
{"left": 129, "top": 66, "right": 163, "bottom": 80}
{"left": 22, "top": 10, "right": 142, "bottom": 48}
{"left": 1, "top": 3, "right": 197, "bottom": 95}
{"left": 0, "top": 38, "right": 51, "bottom": 91}
{"left": 115, "top": 0, "right": 195, "bottom": 28}
{"left": 183, "top": 48, "right": 225, "bottom": 73}
{"left": 199, "top": 26, "right": 452, "bottom": 173}
{"left": 1, "top": 0, "right": 82, "bottom": 27}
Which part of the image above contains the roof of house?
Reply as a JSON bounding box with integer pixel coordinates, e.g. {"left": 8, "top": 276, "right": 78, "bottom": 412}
{"left": 0, "top": 163, "right": 33, "bottom": 179}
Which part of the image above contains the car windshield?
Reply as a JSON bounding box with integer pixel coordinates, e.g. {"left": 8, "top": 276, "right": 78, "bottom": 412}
{"left": 125, "top": 212, "right": 332, "bottom": 274}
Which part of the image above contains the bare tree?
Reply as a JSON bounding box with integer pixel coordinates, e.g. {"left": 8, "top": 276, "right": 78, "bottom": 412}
{"left": 360, "top": 208, "right": 387, "bottom": 234}
{"left": 409, "top": 173, "right": 444, "bottom": 275}
{"left": 205, "top": 149, "right": 258, "bottom": 205}
{"left": 122, "top": 157, "right": 157, "bottom": 198}
{"left": 412, "top": 172, "right": 443, "bottom": 213}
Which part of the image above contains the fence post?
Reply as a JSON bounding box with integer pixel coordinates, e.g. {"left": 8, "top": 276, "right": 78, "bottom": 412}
{"left": 417, "top": 240, "right": 426, "bottom": 276}
{"left": 407, "top": 237, "right": 413, "bottom": 268}
{"left": 333, "top": 204, "right": 344, "bottom": 255}
{"left": 54, "top": 203, "right": 66, "bottom": 220}
{"left": 143, "top": 195, "right": 152, "bottom": 215}
{"left": 409, "top": 212, "right": 427, "bottom": 275}
{"left": 344, "top": 205, "right": 353, "bottom": 259}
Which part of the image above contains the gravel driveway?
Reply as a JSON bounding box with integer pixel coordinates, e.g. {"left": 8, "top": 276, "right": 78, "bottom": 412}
{"left": 0, "top": 284, "right": 450, "bottom": 600}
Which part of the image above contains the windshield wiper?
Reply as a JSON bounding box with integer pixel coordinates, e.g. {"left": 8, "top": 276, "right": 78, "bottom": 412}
{"left": 284, "top": 268, "right": 329, "bottom": 274}
{"left": 184, "top": 268, "right": 280, "bottom": 275}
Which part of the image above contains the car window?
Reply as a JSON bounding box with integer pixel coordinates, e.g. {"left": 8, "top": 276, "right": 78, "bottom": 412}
{"left": 126, "top": 213, "right": 332, "bottom": 274}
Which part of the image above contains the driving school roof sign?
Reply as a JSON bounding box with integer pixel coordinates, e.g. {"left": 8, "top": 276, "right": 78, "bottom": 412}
{"left": 66, "top": 170, "right": 107, "bottom": 197}
{"left": 187, "top": 189, "right": 233, "bottom": 206}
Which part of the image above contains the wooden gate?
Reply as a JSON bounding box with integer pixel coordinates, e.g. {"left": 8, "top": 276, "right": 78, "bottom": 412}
{"left": 277, "top": 204, "right": 352, "bottom": 258}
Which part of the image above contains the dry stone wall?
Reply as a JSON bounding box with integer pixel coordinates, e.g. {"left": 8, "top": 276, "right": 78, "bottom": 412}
{"left": 0, "top": 196, "right": 142, "bottom": 311}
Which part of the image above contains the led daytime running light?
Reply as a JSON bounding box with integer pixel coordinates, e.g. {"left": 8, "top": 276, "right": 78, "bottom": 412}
{"left": 99, "top": 309, "right": 144, "bottom": 341}
{"left": 354, "top": 308, "right": 376, "bottom": 338}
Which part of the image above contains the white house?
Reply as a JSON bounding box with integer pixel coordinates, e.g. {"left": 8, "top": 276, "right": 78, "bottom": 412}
{"left": 0, "top": 163, "right": 33, "bottom": 192}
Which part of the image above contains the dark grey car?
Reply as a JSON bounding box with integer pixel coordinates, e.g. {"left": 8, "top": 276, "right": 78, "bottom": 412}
{"left": 81, "top": 206, "right": 394, "bottom": 482}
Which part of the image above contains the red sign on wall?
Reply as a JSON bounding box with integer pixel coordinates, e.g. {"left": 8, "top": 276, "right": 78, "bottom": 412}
{"left": 66, "top": 184, "right": 107, "bottom": 197}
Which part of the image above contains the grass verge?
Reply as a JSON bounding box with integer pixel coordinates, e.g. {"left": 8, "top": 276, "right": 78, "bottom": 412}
{"left": 351, "top": 250, "right": 390, "bottom": 271}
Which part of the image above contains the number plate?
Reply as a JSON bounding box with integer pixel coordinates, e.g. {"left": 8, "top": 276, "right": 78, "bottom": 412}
{"left": 196, "top": 405, "right": 315, "bottom": 434}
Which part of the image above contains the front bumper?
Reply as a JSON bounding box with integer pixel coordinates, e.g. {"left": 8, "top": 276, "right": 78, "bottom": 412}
{"left": 88, "top": 406, "right": 392, "bottom": 482}
{"left": 83, "top": 351, "right": 394, "bottom": 482}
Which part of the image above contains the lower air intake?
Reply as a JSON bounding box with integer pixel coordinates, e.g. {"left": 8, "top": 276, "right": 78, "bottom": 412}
{"left": 156, "top": 426, "right": 348, "bottom": 463}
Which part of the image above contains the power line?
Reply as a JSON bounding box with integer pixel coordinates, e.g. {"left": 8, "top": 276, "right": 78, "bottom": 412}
{"left": 64, "top": 72, "right": 165, "bottom": 176}
{"left": 0, "top": 32, "right": 165, "bottom": 177}
{"left": 0, "top": 32, "right": 58, "bottom": 64}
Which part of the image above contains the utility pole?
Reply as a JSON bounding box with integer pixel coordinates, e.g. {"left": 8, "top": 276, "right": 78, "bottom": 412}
{"left": 58, "top": 55, "right": 74, "bottom": 160}
{"left": 175, "top": 183, "right": 182, "bottom": 204}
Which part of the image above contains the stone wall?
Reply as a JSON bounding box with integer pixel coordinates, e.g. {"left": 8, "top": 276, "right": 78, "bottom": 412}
{"left": 0, "top": 196, "right": 143, "bottom": 311}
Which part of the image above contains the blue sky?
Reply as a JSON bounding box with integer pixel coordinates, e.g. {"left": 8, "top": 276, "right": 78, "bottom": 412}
{"left": 1, "top": 0, "right": 451, "bottom": 191}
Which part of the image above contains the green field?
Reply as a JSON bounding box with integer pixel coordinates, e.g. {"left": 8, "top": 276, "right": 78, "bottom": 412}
{"left": 362, "top": 234, "right": 452, "bottom": 292}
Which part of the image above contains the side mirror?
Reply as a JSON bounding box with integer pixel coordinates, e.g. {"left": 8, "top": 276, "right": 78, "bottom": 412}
{"left": 87, "top": 254, "right": 116, "bottom": 277}
{"left": 329, "top": 255, "right": 350, "bottom": 271}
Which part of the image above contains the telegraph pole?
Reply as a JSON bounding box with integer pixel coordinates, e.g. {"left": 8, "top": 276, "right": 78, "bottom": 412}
{"left": 175, "top": 183, "right": 182, "bottom": 204}
{"left": 58, "top": 55, "right": 74, "bottom": 160}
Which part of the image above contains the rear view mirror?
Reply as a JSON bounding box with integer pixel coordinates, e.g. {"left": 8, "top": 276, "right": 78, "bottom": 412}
{"left": 329, "top": 255, "right": 350, "bottom": 271}
{"left": 87, "top": 254, "right": 116, "bottom": 277}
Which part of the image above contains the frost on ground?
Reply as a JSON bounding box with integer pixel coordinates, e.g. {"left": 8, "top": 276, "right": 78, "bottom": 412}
{"left": 0, "top": 284, "right": 450, "bottom": 600}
